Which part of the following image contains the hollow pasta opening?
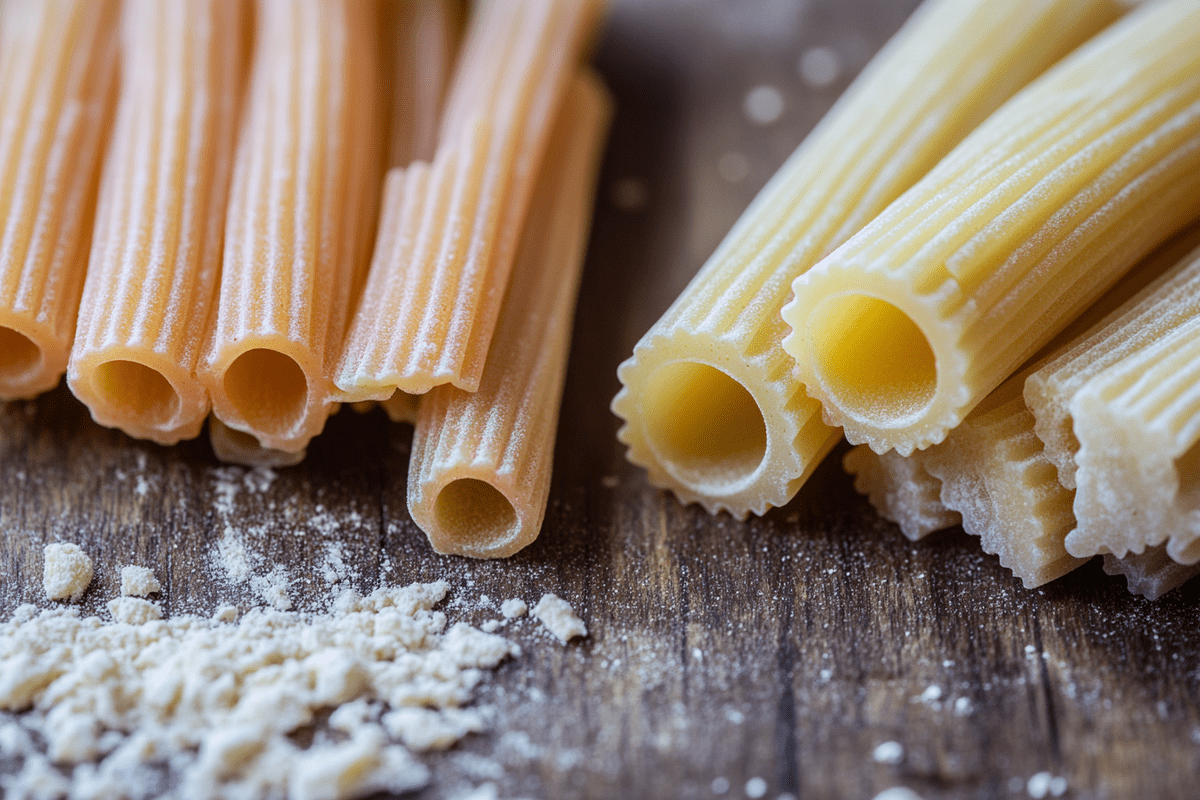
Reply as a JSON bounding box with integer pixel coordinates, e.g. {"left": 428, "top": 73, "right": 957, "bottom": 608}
{"left": 223, "top": 348, "right": 308, "bottom": 437}
{"left": 92, "top": 360, "right": 181, "bottom": 427}
{"left": 0, "top": 326, "right": 42, "bottom": 382}
{"left": 641, "top": 362, "right": 768, "bottom": 492}
{"left": 433, "top": 478, "right": 518, "bottom": 544}
{"left": 1176, "top": 439, "right": 1200, "bottom": 512}
{"left": 810, "top": 295, "right": 936, "bottom": 426}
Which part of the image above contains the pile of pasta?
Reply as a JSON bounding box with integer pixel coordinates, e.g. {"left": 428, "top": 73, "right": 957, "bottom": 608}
{"left": 0, "top": 0, "right": 610, "bottom": 559}
{"left": 614, "top": 0, "right": 1200, "bottom": 597}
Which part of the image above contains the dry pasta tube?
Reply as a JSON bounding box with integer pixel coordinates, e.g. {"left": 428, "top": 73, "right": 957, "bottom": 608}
{"left": 379, "top": 0, "right": 461, "bottom": 168}
{"left": 409, "top": 73, "right": 611, "bottom": 558}
{"left": 1101, "top": 549, "right": 1200, "bottom": 601}
{"left": 1066, "top": 246, "right": 1200, "bottom": 563}
{"left": 209, "top": 416, "right": 305, "bottom": 468}
{"left": 842, "top": 445, "right": 958, "bottom": 541}
{"left": 0, "top": 0, "right": 119, "bottom": 399}
{"left": 198, "top": 0, "right": 382, "bottom": 453}
{"left": 611, "top": 0, "right": 1124, "bottom": 518}
{"left": 335, "top": 0, "right": 603, "bottom": 399}
{"left": 68, "top": 0, "right": 248, "bottom": 445}
{"left": 783, "top": 0, "right": 1200, "bottom": 456}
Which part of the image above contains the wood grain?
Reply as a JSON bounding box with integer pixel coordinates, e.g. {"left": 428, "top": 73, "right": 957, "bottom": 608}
{"left": 3, "top": 2, "right": 1198, "bottom": 799}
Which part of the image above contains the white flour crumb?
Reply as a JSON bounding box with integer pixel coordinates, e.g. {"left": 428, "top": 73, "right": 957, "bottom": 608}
{"left": 119, "top": 565, "right": 160, "bottom": 597}
{"left": 745, "top": 776, "right": 767, "bottom": 798}
{"left": 872, "top": 789, "right": 925, "bottom": 800}
{"left": 1027, "top": 772, "right": 1068, "bottom": 798}
{"left": 743, "top": 84, "right": 785, "bottom": 125}
{"left": 42, "top": 543, "right": 93, "bottom": 602}
{"left": 711, "top": 776, "right": 730, "bottom": 794}
{"left": 107, "top": 597, "right": 162, "bottom": 625}
{"left": 0, "top": 580, "right": 517, "bottom": 800}
{"left": 872, "top": 740, "right": 904, "bottom": 764}
{"left": 213, "top": 604, "right": 238, "bottom": 622}
{"left": 216, "top": 524, "right": 251, "bottom": 582}
{"left": 532, "top": 594, "right": 587, "bottom": 643}
{"left": 243, "top": 466, "right": 276, "bottom": 493}
{"left": 481, "top": 620, "right": 500, "bottom": 633}
{"left": 500, "top": 598, "right": 527, "bottom": 619}
{"left": 134, "top": 475, "right": 150, "bottom": 496}
{"left": 954, "top": 696, "right": 973, "bottom": 716}
{"left": 261, "top": 582, "right": 292, "bottom": 611}
{"left": 798, "top": 45, "right": 841, "bottom": 87}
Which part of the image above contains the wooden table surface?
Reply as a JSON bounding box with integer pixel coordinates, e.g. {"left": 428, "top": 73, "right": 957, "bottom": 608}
{"left": 3, "top": 2, "right": 1199, "bottom": 799}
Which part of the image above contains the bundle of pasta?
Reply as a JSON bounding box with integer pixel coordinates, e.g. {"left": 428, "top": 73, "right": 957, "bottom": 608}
{"left": 409, "top": 73, "right": 611, "bottom": 558}
{"left": 1034, "top": 246, "right": 1200, "bottom": 564}
{"left": 783, "top": 0, "right": 1200, "bottom": 456}
{"left": 847, "top": 233, "right": 1200, "bottom": 589}
{"left": 69, "top": 0, "right": 248, "bottom": 445}
{"left": 847, "top": 445, "right": 1200, "bottom": 598}
{"left": 610, "top": 0, "right": 1124, "bottom": 518}
{"left": 198, "top": 0, "right": 382, "bottom": 453}
{"left": 335, "top": 0, "right": 603, "bottom": 400}
{"left": 0, "top": 0, "right": 119, "bottom": 400}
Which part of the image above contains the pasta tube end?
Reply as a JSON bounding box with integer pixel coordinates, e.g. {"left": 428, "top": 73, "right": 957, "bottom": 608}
{"left": 613, "top": 329, "right": 839, "bottom": 519}
{"left": 411, "top": 473, "right": 534, "bottom": 559}
{"left": 68, "top": 353, "right": 209, "bottom": 446}
{"left": 0, "top": 324, "right": 58, "bottom": 399}
{"left": 209, "top": 417, "right": 307, "bottom": 469}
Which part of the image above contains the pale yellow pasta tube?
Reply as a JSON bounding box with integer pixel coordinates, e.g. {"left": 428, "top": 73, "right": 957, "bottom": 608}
{"left": 209, "top": 416, "right": 305, "bottom": 468}
{"left": 198, "top": 0, "right": 382, "bottom": 453}
{"left": 335, "top": 0, "right": 603, "bottom": 399}
{"left": 68, "top": 0, "right": 248, "bottom": 445}
{"left": 1101, "top": 549, "right": 1200, "bottom": 601}
{"left": 0, "top": 0, "right": 119, "bottom": 399}
{"left": 842, "top": 446, "right": 958, "bottom": 541}
{"left": 783, "top": 0, "right": 1200, "bottom": 456}
{"left": 611, "top": 0, "right": 1123, "bottom": 518}
{"left": 1063, "top": 246, "right": 1200, "bottom": 563}
{"left": 380, "top": 0, "right": 461, "bottom": 169}
{"left": 409, "top": 73, "right": 611, "bottom": 558}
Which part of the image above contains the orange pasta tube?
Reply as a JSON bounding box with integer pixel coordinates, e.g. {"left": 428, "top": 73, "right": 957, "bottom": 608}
{"left": 208, "top": 416, "right": 305, "bottom": 468}
{"left": 784, "top": 0, "right": 1200, "bottom": 456}
{"left": 0, "top": 0, "right": 118, "bottom": 399}
{"left": 409, "top": 72, "right": 611, "bottom": 558}
{"left": 198, "top": 0, "right": 382, "bottom": 453}
{"left": 68, "top": 0, "right": 248, "bottom": 445}
{"left": 336, "top": 0, "right": 603, "bottom": 399}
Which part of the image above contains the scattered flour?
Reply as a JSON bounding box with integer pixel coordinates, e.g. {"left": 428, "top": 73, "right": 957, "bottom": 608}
{"left": 531, "top": 594, "right": 587, "bottom": 643}
{"left": 743, "top": 84, "right": 785, "bottom": 125}
{"left": 744, "top": 776, "right": 767, "bottom": 798}
{"left": 500, "top": 599, "right": 527, "bottom": 620}
{"left": 1027, "top": 772, "right": 1068, "bottom": 798}
{"left": 872, "top": 789, "right": 924, "bottom": 800}
{"left": 798, "top": 45, "right": 841, "bottom": 87}
{"left": 42, "top": 543, "right": 93, "bottom": 602}
{"left": 119, "top": 565, "right": 161, "bottom": 597}
{"left": 0, "top": 579, "right": 519, "bottom": 800}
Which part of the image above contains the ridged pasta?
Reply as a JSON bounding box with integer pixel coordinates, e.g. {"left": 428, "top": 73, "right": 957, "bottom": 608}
{"left": 0, "top": 0, "right": 119, "bottom": 399}
{"left": 1065, "top": 245, "right": 1200, "bottom": 563}
{"left": 1101, "top": 549, "right": 1200, "bottom": 601}
{"left": 610, "top": 0, "right": 1123, "bottom": 517}
{"left": 68, "top": 0, "right": 248, "bottom": 445}
{"left": 208, "top": 416, "right": 305, "bottom": 468}
{"left": 783, "top": 0, "right": 1200, "bottom": 456}
{"left": 408, "top": 73, "right": 611, "bottom": 558}
{"left": 842, "top": 445, "right": 959, "bottom": 541}
{"left": 335, "top": 0, "right": 603, "bottom": 399}
{"left": 198, "top": 0, "right": 382, "bottom": 453}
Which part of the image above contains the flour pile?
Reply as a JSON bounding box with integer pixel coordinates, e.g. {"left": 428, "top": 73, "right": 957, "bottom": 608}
{"left": 0, "top": 580, "right": 521, "bottom": 799}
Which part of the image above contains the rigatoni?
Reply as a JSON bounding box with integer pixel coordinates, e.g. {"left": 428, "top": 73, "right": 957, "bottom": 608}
{"left": 409, "top": 72, "right": 611, "bottom": 558}
{"left": 68, "top": 0, "right": 248, "bottom": 445}
{"left": 842, "top": 445, "right": 958, "bottom": 541}
{"left": 783, "top": 0, "right": 1200, "bottom": 456}
{"left": 199, "top": 0, "right": 382, "bottom": 453}
{"left": 336, "top": 0, "right": 603, "bottom": 399}
{"left": 1101, "top": 549, "right": 1200, "bottom": 601}
{"left": 208, "top": 416, "right": 305, "bottom": 468}
{"left": 610, "top": 0, "right": 1124, "bottom": 518}
{"left": 0, "top": 0, "right": 119, "bottom": 399}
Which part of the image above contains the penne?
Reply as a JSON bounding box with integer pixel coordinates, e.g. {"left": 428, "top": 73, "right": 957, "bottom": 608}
{"left": 611, "top": 0, "right": 1124, "bottom": 517}
{"left": 198, "top": 0, "right": 383, "bottom": 453}
{"left": 783, "top": 0, "right": 1200, "bottom": 456}
{"left": 0, "top": 0, "right": 119, "bottom": 400}
{"left": 336, "top": 0, "right": 603, "bottom": 400}
{"left": 69, "top": 0, "right": 248, "bottom": 445}
{"left": 408, "top": 72, "right": 612, "bottom": 558}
